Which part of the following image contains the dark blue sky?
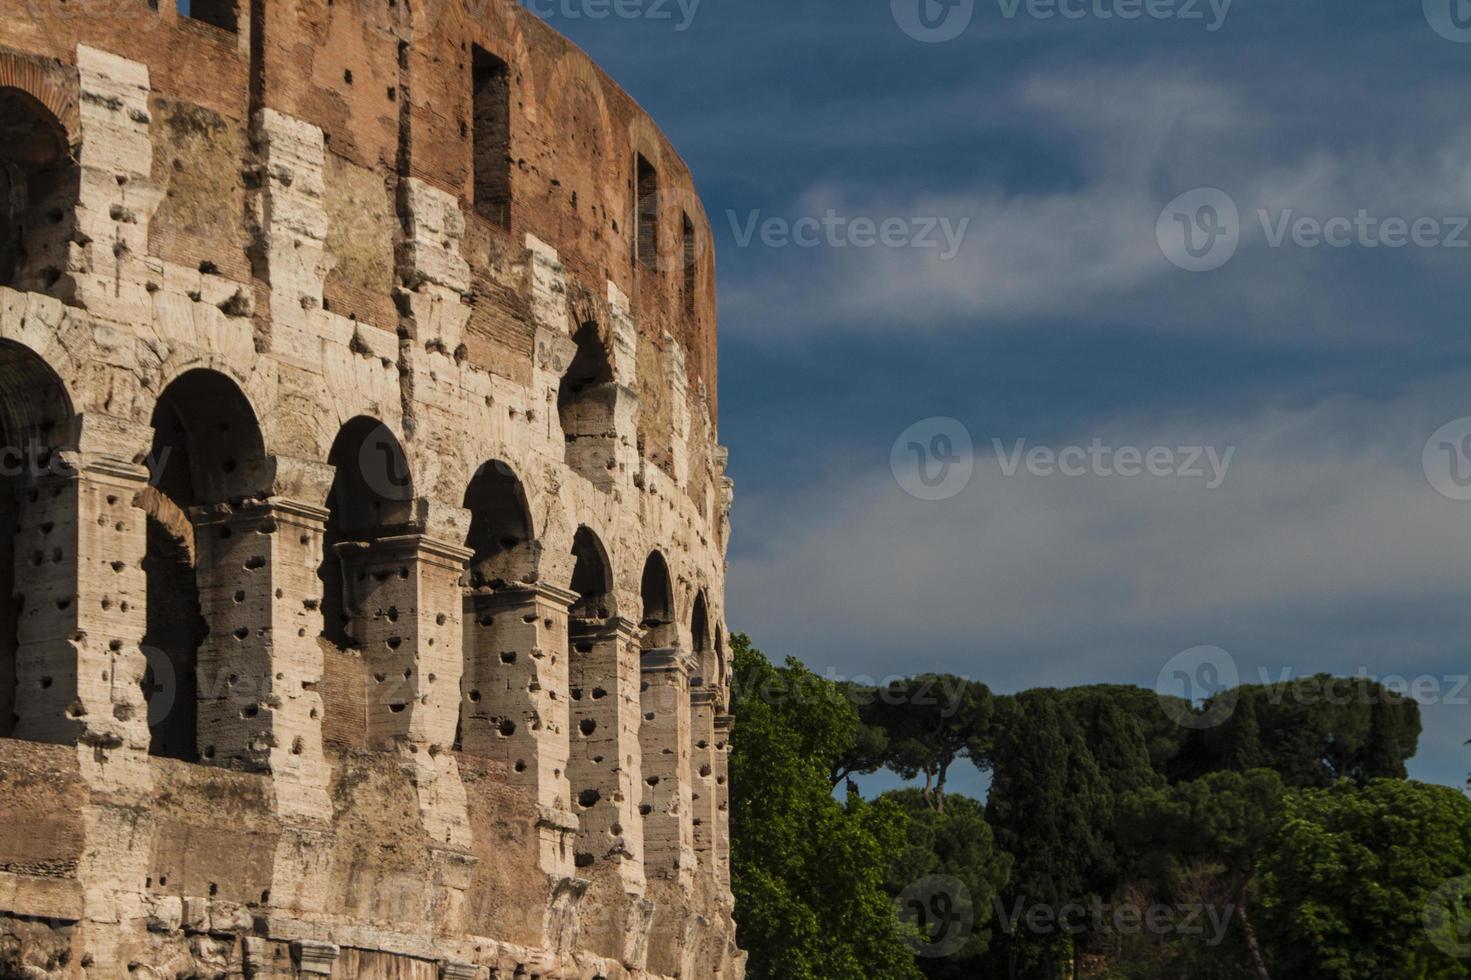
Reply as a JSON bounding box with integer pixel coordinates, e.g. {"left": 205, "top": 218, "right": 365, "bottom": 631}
{"left": 548, "top": 0, "right": 1471, "bottom": 796}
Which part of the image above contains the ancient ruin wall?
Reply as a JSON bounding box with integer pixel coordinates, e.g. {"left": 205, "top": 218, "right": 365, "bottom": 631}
{"left": 0, "top": 0, "right": 739, "bottom": 975}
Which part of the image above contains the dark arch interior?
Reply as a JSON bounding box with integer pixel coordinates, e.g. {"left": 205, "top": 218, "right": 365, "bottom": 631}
{"left": 0, "top": 341, "right": 74, "bottom": 739}
{"left": 143, "top": 370, "right": 268, "bottom": 760}
{"left": 569, "top": 526, "right": 611, "bottom": 619}
{"left": 0, "top": 87, "right": 77, "bottom": 294}
{"left": 463, "top": 460, "right": 538, "bottom": 590}
{"left": 557, "top": 321, "right": 616, "bottom": 476}
{"left": 640, "top": 551, "right": 675, "bottom": 649}
{"left": 691, "top": 589, "right": 713, "bottom": 686}
{"left": 321, "top": 417, "right": 416, "bottom": 647}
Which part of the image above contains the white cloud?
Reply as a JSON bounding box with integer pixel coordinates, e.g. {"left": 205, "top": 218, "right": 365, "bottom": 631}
{"left": 719, "top": 64, "right": 1471, "bottom": 338}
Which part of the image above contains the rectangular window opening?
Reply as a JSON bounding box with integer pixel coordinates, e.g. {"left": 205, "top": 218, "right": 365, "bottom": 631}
{"left": 472, "top": 46, "right": 512, "bottom": 230}
{"left": 682, "top": 212, "right": 696, "bottom": 312}
{"left": 181, "top": 0, "right": 239, "bottom": 32}
{"left": 637, "top": 154, "right": 658, "bottom": 270}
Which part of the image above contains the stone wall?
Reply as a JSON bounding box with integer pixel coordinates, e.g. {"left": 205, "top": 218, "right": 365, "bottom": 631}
{"left": 0, "top": 0, "right": 738, "bottom": 975}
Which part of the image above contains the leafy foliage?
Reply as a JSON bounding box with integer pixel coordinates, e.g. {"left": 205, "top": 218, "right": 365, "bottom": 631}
{"left": 1256, "top": 779, "right": 1471, "bottom": 980}
{"left": 1172, "top": 675, "right": 1421, "bottom": 786}
{"left": 728, "top": 635, "right": 923, "bottom": 980}
{"left": 882, "top": 789, "right": 1013, "bottom": 975}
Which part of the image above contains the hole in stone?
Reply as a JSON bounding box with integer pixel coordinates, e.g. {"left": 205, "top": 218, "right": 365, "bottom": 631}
{"left": 498, "top": 719, "right": 516, "bottom": 736}
{"left": 578, "top": 789, "right": 600, "bottom": 808}
{"left": 579, "top": 718, "right": 596, "bottom": 736}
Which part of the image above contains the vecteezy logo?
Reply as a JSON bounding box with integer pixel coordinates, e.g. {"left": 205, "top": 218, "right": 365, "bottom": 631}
{"left": 891, "top": 417, "right": 974, "bottom": 501}
{"left": 358, "top": 422, "right": 415, "bottom": 501}
{"left": 892, "top": 0, "right": 974, "bottom": 42}
{"left": 1155, "top": 645, "right": 1240, "bottom": 730}
{"left": 897, "top": 875, "right": 973, "bottom": 958}
{"left": 1157, "top": 188, "right": 1240, "bottom": 272}
{"left": 1423, "top": 418, "right": 1471, "bottom": 501}
{"left": 1425, "top": 0, "right": 1471, "bottom": 42}
{"left": 141, "top": 646, "right": 177, "bottom": 729}
{"left": 1424, "top": 876, "right": 1471, "bottom": 958}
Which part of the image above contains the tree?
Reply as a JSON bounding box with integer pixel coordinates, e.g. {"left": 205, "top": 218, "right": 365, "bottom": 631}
{"left": 1173, "top": 675, "right": 1421, "bottom": 787}
{"left": 881, "top": 789, "right": 1013, "bottom": 976}
{"left": 1119, "top": 769, "right": 1287, "bottom": 980}
{"left": 830, "top": 681, "right": 890, "bottom": 788}
{"left": 870, "top": 675, "right": 994, "bottom": 811}
{"left": 1255, "top": 779, "right": 1471, "bottom": 980}
{"left": 984, "top": 691, "right": 1115, "bottom": 977}
{"left": 728, "top": 635, "right": 923, "bottom": 980}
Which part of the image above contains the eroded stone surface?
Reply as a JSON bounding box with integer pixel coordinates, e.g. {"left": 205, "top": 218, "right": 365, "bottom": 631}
{"left": 0, "top": 4, "right": 739, "bottom": 976}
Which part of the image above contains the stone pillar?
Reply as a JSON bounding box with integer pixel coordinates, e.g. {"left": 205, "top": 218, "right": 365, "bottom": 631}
{"left": 689, "top": 688, "right": 719, "bottom": 886}
{"left": 12, "top": 451, "right": 151, "bottom": 768}
{"left": 72, "top": 46, "right": 164, "bottom": 324}
{"left": 664, "top": 332, "right": 690, "bottom": 488}
{"left": 713, "top": 713, "right": 734, "bottom": 893}
{"left": 341, "top": 528, "right": 473, "bottom": 847}
{"left": 460, "top": 583, "right": 578, "bottom": 877}
{"left": 566, "top": 617, "right": 645, "bottom": 890}
{"left": 341, "top": 533, "right": 468, "bottom": 752}
{"left": 639, "top": 648, "right": 694, "bottom": 889}
{"left": 9, "top": 420, "right": 157, "bottom": 974}
{"left": 250, "top": 108, "right": 331, "bottom": 363}
{"left": 192, "top": 498, "right": 331, "bottom": 821}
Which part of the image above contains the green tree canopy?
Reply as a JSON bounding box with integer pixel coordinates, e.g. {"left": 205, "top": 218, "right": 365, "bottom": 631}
{"left": 882, "top": 788, "right": 1013, "bottom": 976}
{"left": 1256, "top": 779, "right": 1471, "bottom": 980}
{"left": 728, "top": 634, "right": 923, "bottom": 980}
{"left": 1173, "top": 675, "right": 1421, "bottom": 787}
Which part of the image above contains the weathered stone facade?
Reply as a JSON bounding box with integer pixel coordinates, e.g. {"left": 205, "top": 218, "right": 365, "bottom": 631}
{"left": 0, "top": 0, "right": 738, "bottom": 976}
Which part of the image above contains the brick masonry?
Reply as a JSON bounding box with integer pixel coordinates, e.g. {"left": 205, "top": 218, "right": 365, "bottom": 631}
{"left": 0, "top": 0, "right": 739, "bottom": 975}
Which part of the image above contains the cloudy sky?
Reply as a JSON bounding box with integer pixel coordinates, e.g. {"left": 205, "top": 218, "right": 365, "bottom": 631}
{"left": 548, "top": 0, "right": 1471, "bottom": 795}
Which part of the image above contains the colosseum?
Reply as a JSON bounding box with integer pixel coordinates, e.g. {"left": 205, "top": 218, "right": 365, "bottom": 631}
{"left": 0, "top": 0, "right": 740, "bottom": 975}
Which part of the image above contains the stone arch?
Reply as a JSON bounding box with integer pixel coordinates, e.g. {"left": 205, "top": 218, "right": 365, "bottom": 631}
{"left": 321, "top": 416, "right": 416, "bottom": 647}
{"left": 639, "top": 550, "right": 675, "bottom": 650}
{"left": 690, "top": 587, "right": 712, "bottom": 685}
{"left": 0, "top": 339, "right": 76, "bottom": 739}
{"left": 558, "top": 320, "right": 617, "bottom": 482}
{"left": 569, "top": 525, "right": 612, "bottom": 620}
{"left": 0, "top": 80, "right": 80, "bottom": 296}
{"left": 545, "top": 53, "right": 615, "bottom": 230}
{"left": 0, "top": 56, "right": 80, "bottom": 149}
{"left": 144, "top": 368, "right": 271, "bottom": 761}
{"left": 462, "top": 459, "right": 539, "bottom": 590}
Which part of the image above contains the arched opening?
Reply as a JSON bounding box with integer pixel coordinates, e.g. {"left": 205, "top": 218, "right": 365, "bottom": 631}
{"left": 0, "top": 341, "right": 75, "bottom": 739}
{"left": 569, "top": 526, "right": 611, "bottom": 620}
{"left": 463, "top": 460, "right": 538, "bottom": 591}
{"left": 558, "top": 321, "right": 617, "bottom": 482}
{"left": 320, "top": 417, "right": 415, "bottom": 648}
{"left": 691, "top": 589, "right": 711, "bottom": 686}
{"left": 640, "top": 551, "right": 675, "bottom": 650}
{"left": 0, "top": 87, "right": 77, "bottom": 295}
{"left": 144, "top": 370, "right": 269, "bottom": 761}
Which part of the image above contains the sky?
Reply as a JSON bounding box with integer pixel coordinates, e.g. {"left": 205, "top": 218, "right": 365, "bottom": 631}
{"left": 544, "top": 0, "right": 1471, "bottom": 797}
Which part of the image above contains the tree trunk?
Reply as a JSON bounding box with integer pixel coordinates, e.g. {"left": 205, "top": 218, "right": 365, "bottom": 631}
{"left": 1236, "top": 885, "right": 1272, "bottom": 980}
